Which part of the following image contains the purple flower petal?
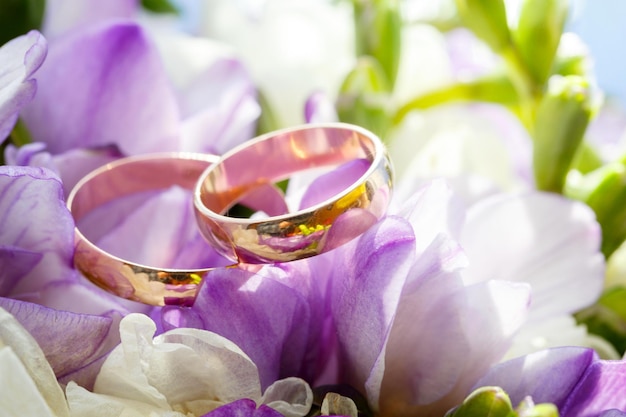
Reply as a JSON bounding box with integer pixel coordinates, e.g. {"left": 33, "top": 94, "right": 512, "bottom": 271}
{"left": 330, "top": 216, "right": 416, "bottom": 394}
{"left": 202, "top": 399, "right": 284, "bottom": 417}
{"left": 42, "top": 0, "right": 139, "bottom": 39}
{"left": 377, "top": 236, "right": 469, "bottom": 409}
{"left": 460, "top": 192, "right": 605, "bottom": 320}
{"left": 0, "top": 249, "right": 41, "bottom": 294}
{"left": 0, "top": 297, "right": 112, "bottom": 379}
{"left": 374, "top": 229, "right": 530, "bottom": 417}
{"left": 561, "top": 360, "right": 626, "bottom": 417}
{"left": 179, "top": 266, "right": 312, "bottom": 390}
{"left": 52, "top": 146, "right": 122, "bottom": 195}
{"left": 179, "top": 58, "right": 260, "bottom": 154}
{"left": 601, "top": 410, "right": 626, "bottom": 417}
{"left": 0, "top": 30, "right": 47, "bottom": 140}
{"left": 22, "top": 21, "right": 181, "bottom": 155}
{"left": 299, "top": 159, "right": 370, "bottom": 210}
{"left": 239, "top": 183, "right": 288, "bottom": 216}
{"left": 396, "top": 179, "right": 466, "bottom": 255}
{"left": 304, "top": 91, "right": 338, "bottom": 123}
{"left": 80, "top": 186, "right": 228, "bottom": 270}
{"left": 474, "top": 347, "right": 597, "bottom": 409}
{"left": 0, "top": 166, "right": 75, "bottom": 295}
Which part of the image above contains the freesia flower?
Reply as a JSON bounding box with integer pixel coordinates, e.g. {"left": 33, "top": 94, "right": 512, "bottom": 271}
{"left": 475, "top": 346, "right": 626, "bottom": 416}
{"left": 154, "top": 173, "right": 605, "bottom": 416}
{"left": 197, "top": 0, "right": 355, "bottom": 127}
{"left": 66, "top": 313, "right": 314, "bottom": 417}
{"left": 9, "top": 14, "right": 259, "bottom": 193}
{"left": 0, "top": 306, "right": 69, "bottom": 416}
{"left": 0, "top": 30, "right": 46, "bottom": 142}
{"left": 0, "top": 165, "right": 142, "bottom": 387}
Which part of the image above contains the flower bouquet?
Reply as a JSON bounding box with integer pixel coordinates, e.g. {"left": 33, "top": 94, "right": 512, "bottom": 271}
{"left": 2, "top": 0, "right": 626, "bottom": 416}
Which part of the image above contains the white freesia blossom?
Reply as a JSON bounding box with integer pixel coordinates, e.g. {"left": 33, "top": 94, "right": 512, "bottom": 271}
{"left": 198, "top": 0, "right": 355, "bottom": 127}
{"left": 0, "top": 307, "right": 69, "bottom": 417}
{"left": 65, "top": 313, "right": 313, "bottom": 417}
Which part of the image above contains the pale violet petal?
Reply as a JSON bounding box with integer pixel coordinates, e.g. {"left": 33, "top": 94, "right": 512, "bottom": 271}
{"left": 0, "top": 297, "right": 111, "bottom": 379}
{"left": 394, "top": 179, "right": 466, "bottom": 255}
{"left": 179, "top": 58, "right": 260, "bottom": 155}
{"left": 460, "top": 192, "right": 605, "bottom": 320}
{"left": 304, "top": 91, "right": 338, "bottom": 123}
{"left": 0, "top": 30, "right": 47, "bottom": 145}
{"left": 187, "top": 267, "right": 312, "bottom": 389}
{"left": 331, "top": 216, "right": 415, "bottom": 394}
{"left": 0, "top": 166, "right": 75, "bottom": 295}
{"left": 474, "top": 347, "right": 596, "bottom": 409}
{"left": 22, "top": 22, "right": 181, "bottom": 155}
{"left": 376, "top": 235, "right": 469, "bottom": 411}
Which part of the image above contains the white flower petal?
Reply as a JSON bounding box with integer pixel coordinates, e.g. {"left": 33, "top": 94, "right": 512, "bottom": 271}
{"left": 261, "top": 377, "right": 313, "bottom": 417}
{"left": 460, "top": 192, "right": 605, "bottom": 319}
{"left": 0, "top": 347, "right": 58, "bottom": 417}
{"left": 0, "top": 307, "right": 68, "bottom": 417}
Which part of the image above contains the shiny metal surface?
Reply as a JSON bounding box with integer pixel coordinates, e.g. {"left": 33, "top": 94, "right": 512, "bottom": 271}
{"left": 67, "top": 152, "right": 225, "bottom": 306}
{"left": 194, "top": 123, "right": 393, "bottom": 263}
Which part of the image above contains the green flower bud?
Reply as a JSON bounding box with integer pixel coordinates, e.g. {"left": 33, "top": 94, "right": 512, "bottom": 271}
{"left": 454, "top": 0, "right": 511, "bottom": 53}
{"left": 352, "top": 0, "right": 402, "bottom": 89}
{"left": 141, "top": 0, "right": 179, "bottom": 14}
{"left": 533, "top": 75, "right": 596, "bottom": 193}
{"left": 446, "top": 386, "right": 514, "bottom": 417}
{"left": 566, "top": 162, "right": 626, "bottom": 257}
{"left": 336, "top": 56, "right": 392, "bottom": 140}
{"left": 514, "top": 0, "right": 569, "bottom": 85}
{"left": 515, "top": 397, "right": 559, "bottom": 417}
{"left": 575, "top": 286, "right": 626, "bottom": 356}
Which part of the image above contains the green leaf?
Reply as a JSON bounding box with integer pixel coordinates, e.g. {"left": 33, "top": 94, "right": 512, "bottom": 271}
{"left": 454, "top": 0, "right": 511, "bottom": 53}
{"left": 336, "top": 56, "right": 392, "bottom": 140}
{"left": 141, "top": 0, "right": 178, "bottom": 14}
{"left": 570, "top": 141, "right": 603, "bottom": 175}
{"left": 575, "top": 286, "right": 626, "bottom": 355}
{"left": 393, "top": 73, "right": 519, "bottom": 125}
{"left": 565, "top": 162, "right": 626, "bottom": 257}
{"left": 513, "top": 0, "right": 569, "bottom": 85}
{"left": 0, "top": 0, "right": 45, "bottom": 46}
{"left": 532, "top": 75, "right": 594, "bottom": 193}
{"left": 9, "top": 119, "right": 32, "bottom": 147}
{"left": 353, "top": 0, "right": 402, "bottom": 89}
{"left": 446, "top": 386, "right": 515, "bottom": 417}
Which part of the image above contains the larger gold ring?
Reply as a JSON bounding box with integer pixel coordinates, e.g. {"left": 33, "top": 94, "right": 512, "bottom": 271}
{"left": 193, "top": 123, "right": 393, "bottom": 263}
{"left": 67, "top": 152, "right": 229, "bottom": 306}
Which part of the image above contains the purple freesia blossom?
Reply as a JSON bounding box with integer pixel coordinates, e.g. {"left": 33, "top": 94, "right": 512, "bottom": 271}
{"left": 0, "top": 30, "right": 46, "bottom": 141}
{"left": 475, "top": 346, "right": 626, "bottom": 417}
{"left": 154, "top": 173, "right": 606, "bottom": 417}
{"left": 8, "top": 17, "right": 259, "bottom": 192}
{"left": 157, "top": 180, "right": 530, "bottom": 416}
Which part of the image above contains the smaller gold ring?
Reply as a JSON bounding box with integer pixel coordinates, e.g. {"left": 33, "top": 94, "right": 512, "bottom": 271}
{"left": 193, "top": 123, "right": 394, "bottom": 263}
{"left": 67, "top": 152, "right": 228, "bottom": 306}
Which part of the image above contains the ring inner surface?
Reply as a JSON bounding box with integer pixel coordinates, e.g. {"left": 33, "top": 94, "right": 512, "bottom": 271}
{"left": 199, "top": 127, "right": 377, "bottom": 214}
